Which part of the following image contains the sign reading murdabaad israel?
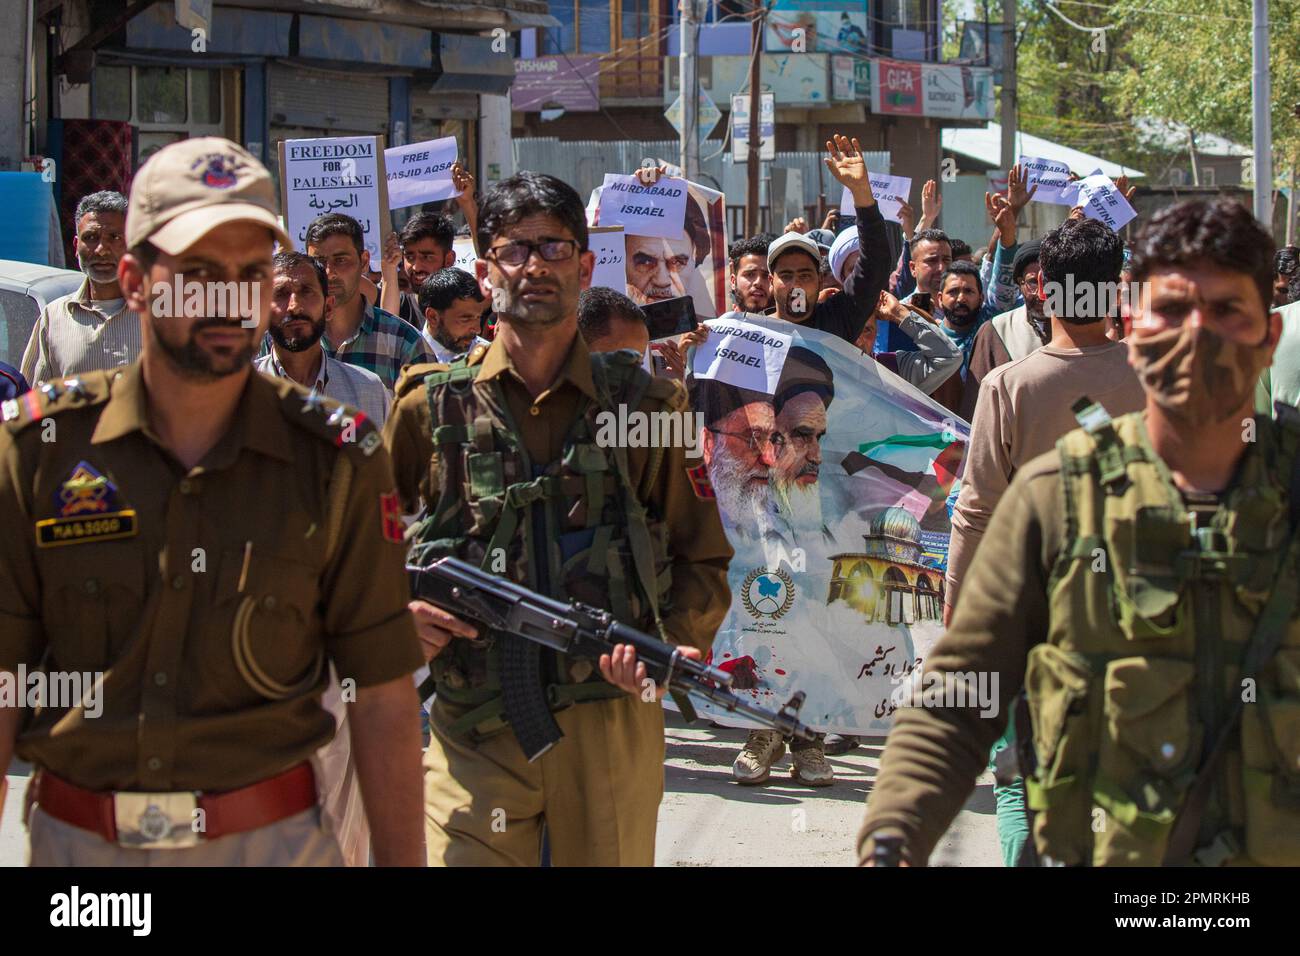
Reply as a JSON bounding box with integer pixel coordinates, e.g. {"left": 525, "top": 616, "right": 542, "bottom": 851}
{"left": 279, "top": 135, "right": 390, "bottom": 261}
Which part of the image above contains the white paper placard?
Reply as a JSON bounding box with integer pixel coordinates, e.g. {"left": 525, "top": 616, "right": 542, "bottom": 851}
{"left": 691, "top": 316, "right": 792, "bottom": 393}
{"left": 1074, "top": 174, "right": 1138, "bottom": 231}
{"left": 588, "top": 225, "right": 626, "bottom": 292}
{"left": 280, "top": 135, "right": 388, "bottom": 261}
{"left": 840, "top": 173, "right": 913, "bottom": 224}
{"left": 385, "top": 136, "right": 459, "bottom": 209}
{"left": 1018, "top": 155, "right": 1074, "bottom": 205}
{"left": 451, "top": 235, "right": 477, "bottom": 273}
{"left": 598, "top": 173, "right": 689, "bottom": 239}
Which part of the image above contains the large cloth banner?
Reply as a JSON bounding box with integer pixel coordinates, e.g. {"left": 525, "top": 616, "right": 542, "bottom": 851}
{"left": 686, "top": 316, "right": 969, "bottom": 735}
{"left": 588, "top": 177, "right": 729, "bottom": 319}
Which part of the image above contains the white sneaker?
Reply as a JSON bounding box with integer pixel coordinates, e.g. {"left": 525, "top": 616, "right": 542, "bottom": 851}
{"left": 791, "top": 743, "right": 835, "bottom": 787}
{"left": 732, "top": 730, "right": 786, "bottom": 785}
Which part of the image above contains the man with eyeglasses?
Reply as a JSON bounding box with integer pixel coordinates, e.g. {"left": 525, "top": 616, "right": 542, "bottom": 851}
{"left": 694, "top": 379, "right": 784, "bottom": 542}
{"left": 384, "top": 171, "right": 733, "bottom": 867}
{"left": 960, "top": 240, "right": 1048, "bottom": 421}
{"left": 723, "top": 347, "right": 847, "bottom": 785}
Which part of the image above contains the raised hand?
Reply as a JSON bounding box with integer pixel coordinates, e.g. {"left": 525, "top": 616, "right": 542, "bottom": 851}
{"left": 451, "top": 162, "right": 475, "bottom": 201}
{"left": 785, "top": 216, "right": 809, "bottom": 234}
{"left": 897, "top": 199, "right": 917, "bottom": 238}
{"left": 920, "top": 179, "right": 942, "bottom": 229}
{"left": 986, "top": 191, "right": 1017, "bottom": 246}
{"left": 381, "top": 230, "right": 401, "bottom": 273}
{"left": 1115, "top": 174, "right": 1137, "bottom": 201}
{"left": 450, "top": 162, "right": 480, "bottom": 252}
{"left": 634, "top": 162, "right": 671, "bottom": 186}
{"left": 824, "top": 134, "right": 875, "bottom": 208}
{"left": 876, "top": 290, "right": 911, "bottom": 325}
{"left": 1007, "top": 163, "right": 1037, "bottom": 213}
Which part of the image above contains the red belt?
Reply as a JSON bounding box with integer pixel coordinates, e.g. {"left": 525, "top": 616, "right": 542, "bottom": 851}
{"left": 32, "top": 763, "right": 318, "bottom": 847}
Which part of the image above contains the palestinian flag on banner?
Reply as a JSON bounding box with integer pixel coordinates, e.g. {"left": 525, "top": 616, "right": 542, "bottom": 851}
{"left": 840, "top": 431, "right": 965, "bottom": 523}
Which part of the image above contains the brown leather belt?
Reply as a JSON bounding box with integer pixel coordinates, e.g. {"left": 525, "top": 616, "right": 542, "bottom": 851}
{"left": 32, "top": 763, "right": 318, "bottom": 849}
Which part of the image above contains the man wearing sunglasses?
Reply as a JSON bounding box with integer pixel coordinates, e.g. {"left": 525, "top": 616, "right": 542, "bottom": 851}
{"left": 384, "top": 172, "right": 733, "bottom": 867}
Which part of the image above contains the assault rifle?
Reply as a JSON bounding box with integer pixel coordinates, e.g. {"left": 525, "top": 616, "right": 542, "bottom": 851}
{"left": 408, "top": 556, "right": 817, "bottom": 761}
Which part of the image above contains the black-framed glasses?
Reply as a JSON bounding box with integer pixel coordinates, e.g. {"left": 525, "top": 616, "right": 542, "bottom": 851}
{"left": 486, "top": 239, "right": 580, "bottom": 266}
{"left": 708, "top": 428, "right": 787, "bottom": 453}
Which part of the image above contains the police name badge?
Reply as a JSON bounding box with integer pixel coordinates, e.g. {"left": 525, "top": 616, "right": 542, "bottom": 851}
{"left": 35, "top": 461, "right": 138, "bottom": 548}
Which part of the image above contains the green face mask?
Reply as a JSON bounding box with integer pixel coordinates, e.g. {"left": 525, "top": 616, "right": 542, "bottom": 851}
{"left": 1129, "top": 322, "right": 1270, "bottom": 426}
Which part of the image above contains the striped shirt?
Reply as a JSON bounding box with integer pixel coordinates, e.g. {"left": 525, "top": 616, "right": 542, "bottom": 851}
{"left": 20, "top": 277, "right": 141, "bottom": 384}
{"left": 321, "top": 302, "right": 433, "bottom": 391}
{"left": 253, "top": 348, "right": 392, "bottom": 426}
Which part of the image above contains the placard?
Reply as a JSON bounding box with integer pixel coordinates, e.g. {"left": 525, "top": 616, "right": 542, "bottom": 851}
{"left": 598, "top": 172, "right": 689, "bottom": 240}
{"left": 385, "top": 136, "right": 459, "bottom": 209}
{"left": 841, "top": 172, "right": 912, "bottom": 224}
{"left": 279, "top": 135, "right": 389, "bottom": 262}
{"left": 451, "top": 235, "right": 477, "bottom": 273}
{"left": 1018, "top": 155, "right": 1074, "bottom": 206}
{"left": 1074, "top": 174, "right": 1138, "bottom": 231}
{"left": 692, "top": 316, "right": 792, "bottom": 393}
{"left": 588, "top": 225, "right": 626, "bottom": 293}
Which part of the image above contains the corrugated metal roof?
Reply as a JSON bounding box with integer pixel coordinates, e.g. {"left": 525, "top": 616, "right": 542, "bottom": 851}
{"left": 1133, "top": 118, "right": 1251, "bottom": 158}
{"left": 941, "top": 122, "right": 1145, "bottom": 179}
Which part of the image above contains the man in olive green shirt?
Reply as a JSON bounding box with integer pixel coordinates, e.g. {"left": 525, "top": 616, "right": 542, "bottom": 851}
{"left": 0, "top": 138, "right": 424, "bottom": 866}
{"left": 860, "top": 199, "right": 1293, "bottom": 867}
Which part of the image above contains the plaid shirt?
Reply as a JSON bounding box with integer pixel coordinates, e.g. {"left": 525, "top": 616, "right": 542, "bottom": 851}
{"left": 322, "top": 302, "right": 433, "bottom": 390}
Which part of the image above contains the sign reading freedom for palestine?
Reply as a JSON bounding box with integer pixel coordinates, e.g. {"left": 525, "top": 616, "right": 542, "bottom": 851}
{"left": 597, "top": 173, "right": 689, "bottom": 240}
{"left": 279, "top": 135, "right": 390, "bottom": 262}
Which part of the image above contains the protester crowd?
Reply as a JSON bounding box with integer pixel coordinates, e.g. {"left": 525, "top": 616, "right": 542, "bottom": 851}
{"left": 3, "top": 130, "right": 1299, "bottom": 869}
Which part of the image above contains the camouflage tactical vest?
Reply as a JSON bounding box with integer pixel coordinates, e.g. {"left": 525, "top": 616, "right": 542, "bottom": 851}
{"left": 407, "top": 347, "right": 676, "bottom": 737}
{"left": 1026, "top": 406, "right": 1300, "bottom": 866}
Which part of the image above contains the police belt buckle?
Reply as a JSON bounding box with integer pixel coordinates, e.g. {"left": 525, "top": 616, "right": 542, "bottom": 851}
{"left": 113, "top": 791, "right": 202, "bottom": 849}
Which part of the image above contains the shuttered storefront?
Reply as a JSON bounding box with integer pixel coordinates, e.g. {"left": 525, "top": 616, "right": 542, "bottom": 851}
{"left": 268, "top": 63, "right": 389, "bottom": 140}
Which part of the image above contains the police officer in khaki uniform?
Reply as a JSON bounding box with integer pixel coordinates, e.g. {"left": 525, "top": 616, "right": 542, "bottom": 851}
{"left": 387, "top": 171, "right": 733, "bottom": 867}
{"left": 0, "top": 137, "right": 425, "bottom": 866}
{"left": 859, "top": 198, "right": 1300, "bottom": 867}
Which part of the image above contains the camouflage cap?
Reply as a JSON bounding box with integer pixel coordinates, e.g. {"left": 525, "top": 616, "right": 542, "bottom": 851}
{"left": 126, "top": 137, "right": 290, "bottom": 254}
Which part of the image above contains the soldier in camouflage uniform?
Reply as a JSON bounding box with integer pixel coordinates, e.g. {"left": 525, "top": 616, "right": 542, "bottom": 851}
{"left": 860, "top": 199, "right": 1300, "bottom": 867}
{"left": 387, "top": 172, "right": 732, "bottom": 866}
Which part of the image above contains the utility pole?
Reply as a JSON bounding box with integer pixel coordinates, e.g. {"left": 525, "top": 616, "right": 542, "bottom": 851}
{"left": 999, "top": 0, "right": 1016, "bottom": 174}
{"left": 745, "top": 3, "right": 764, "bottom": 236}
{"left": 679, "top": 0, "right": 700, "bottom": 181}
{"left": 1251, "top": 0, "right": 1273, "bottom": 229}
{"left": 1290, "top": 103, "right": 1300, "bottom": 246}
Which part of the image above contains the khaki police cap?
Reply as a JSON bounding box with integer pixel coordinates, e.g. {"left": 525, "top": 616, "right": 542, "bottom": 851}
{"left": 126, "top": 137, "right": 290, "bottom": 254}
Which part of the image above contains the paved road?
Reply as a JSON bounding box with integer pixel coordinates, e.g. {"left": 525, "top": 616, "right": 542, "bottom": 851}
{"left": 1, "top": 761, "right": 29, "bottom": 867}
{"left": 656, "top": 712, "right": 1001, "bottom": 867}
{"left": 2, "top": 715, "right": 1001, "bottom": 867}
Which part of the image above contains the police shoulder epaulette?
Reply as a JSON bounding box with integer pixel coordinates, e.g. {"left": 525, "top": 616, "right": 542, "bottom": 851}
{"left": 279, "top": 385, "right": 384, "bottom": 459}
{"left": 393, "top": 361, "right": 446, "bottom": 398}
{"left": 2, "top": 372, "right": 112, "bottom": 430}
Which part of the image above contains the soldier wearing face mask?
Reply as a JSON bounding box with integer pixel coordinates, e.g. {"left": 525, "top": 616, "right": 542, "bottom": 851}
{"left": 859, "top": 199, "right": 1300, "bottom": 869}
